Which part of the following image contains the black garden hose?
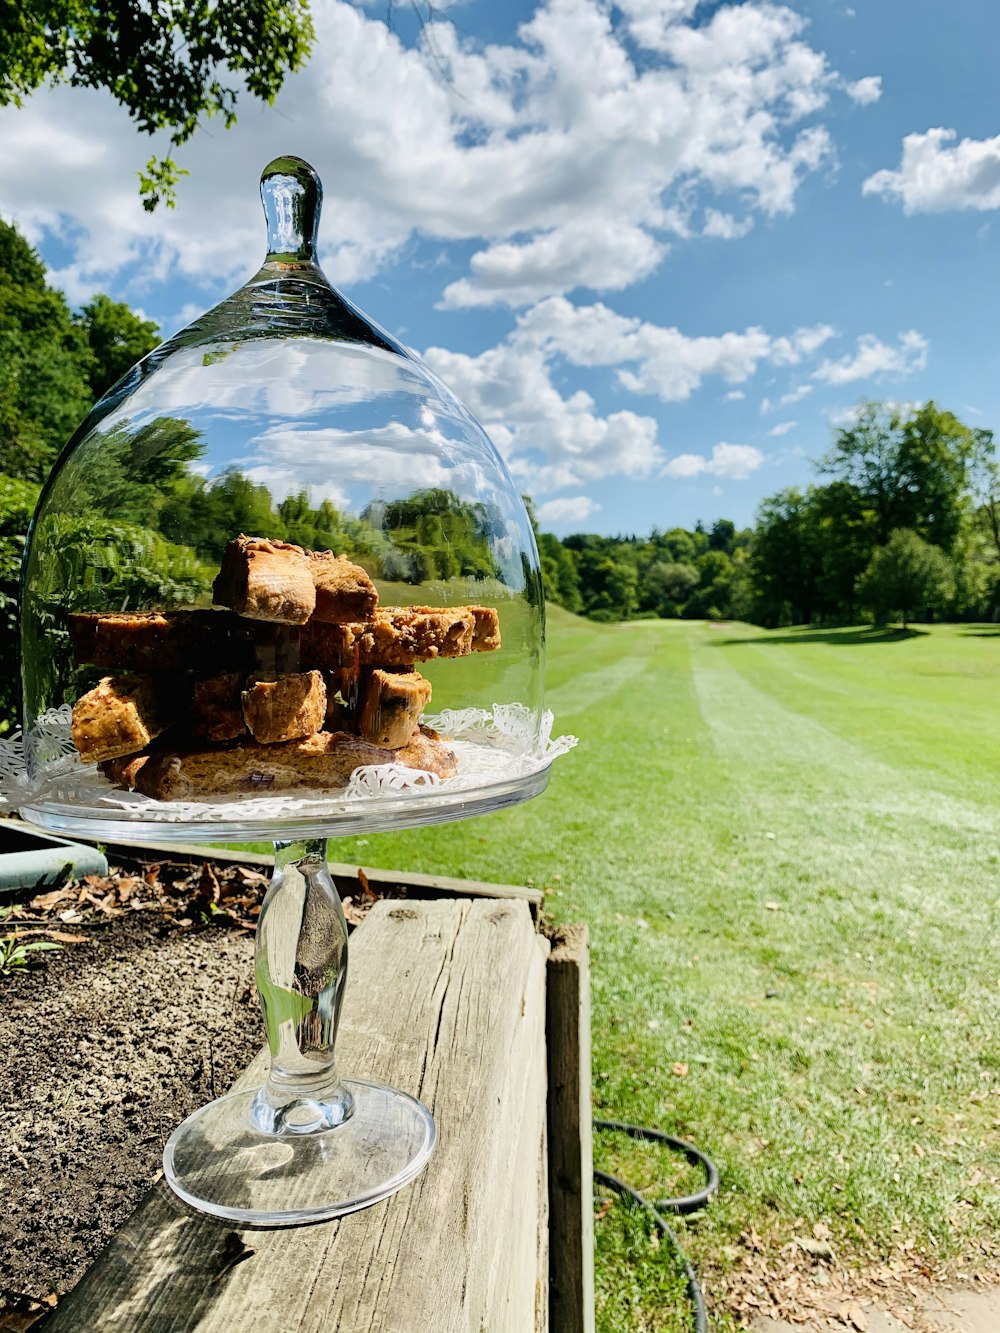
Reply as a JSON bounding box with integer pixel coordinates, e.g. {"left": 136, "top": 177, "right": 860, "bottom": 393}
{"left": 593, "top": 1119, "right": 719, "bottom": 1333}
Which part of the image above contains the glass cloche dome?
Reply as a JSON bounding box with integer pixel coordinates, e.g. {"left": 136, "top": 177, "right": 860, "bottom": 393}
{"left": 18, "top": 156, "right": 567, "bottom": 843}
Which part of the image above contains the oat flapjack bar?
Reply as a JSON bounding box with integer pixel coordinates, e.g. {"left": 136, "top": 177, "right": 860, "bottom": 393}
{"left": 308, "top": 551, "right": 378, "bottom": 624}
{"left": 357, "top": 668, "right": 433, "bottom": 748}
{"left": 241, "top": 671, "right": 327, "bottom": 744}
{"left": 68, "top": 609, "right": 256, "bottom": 673}
{"left": 71, "top": 675, "right": 167, "bottom": 763}
{"left": 212, "top": 534, "right": 316, "bottom": 624}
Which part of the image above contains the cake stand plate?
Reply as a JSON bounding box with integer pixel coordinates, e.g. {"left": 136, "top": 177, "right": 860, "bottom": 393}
{"left": 164, "top": 1078, "right": 436, "bottom": 1226}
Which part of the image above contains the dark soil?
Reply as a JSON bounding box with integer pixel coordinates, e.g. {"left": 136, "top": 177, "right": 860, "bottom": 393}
{"left": 0, "top": 910, "right": 260, "bottom": 1312}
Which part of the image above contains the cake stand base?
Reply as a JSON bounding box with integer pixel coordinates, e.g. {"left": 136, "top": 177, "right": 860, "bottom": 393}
{"left": 163, "top": 1078, "right": 436, "bottom": 1226}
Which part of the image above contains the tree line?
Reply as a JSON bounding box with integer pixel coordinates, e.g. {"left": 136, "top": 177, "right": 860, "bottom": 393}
{"left": 531, "top": 399, "right": 1000, "bottom": 631}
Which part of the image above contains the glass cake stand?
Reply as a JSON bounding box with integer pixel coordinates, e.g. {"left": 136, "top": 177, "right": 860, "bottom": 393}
{"left": 24, "top": 776, "right": 551, "bottom": 1225}
{"left": 15, "top": 155, "right": 571, "bottom": 1225}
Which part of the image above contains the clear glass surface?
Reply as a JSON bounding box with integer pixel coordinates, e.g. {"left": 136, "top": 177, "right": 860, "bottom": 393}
{"left": 164, "top": 1079, "right": 436, "bottom": 1225}
{"left": 162, "top": 841, "right": 436, "bottom": 1224}
{"left": 19, "top": 154, "right": 548, "bottom": 834}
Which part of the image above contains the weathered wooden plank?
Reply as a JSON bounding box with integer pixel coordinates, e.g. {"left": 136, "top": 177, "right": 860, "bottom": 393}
{"left": 547, "top": 924, "right": 596, "bottom": 1333}
{"left": 535, "top": 1016, "right": 551, "bottom": 1333}
{"left": 48, "top": 898, "right": 548, "bottom": 1332}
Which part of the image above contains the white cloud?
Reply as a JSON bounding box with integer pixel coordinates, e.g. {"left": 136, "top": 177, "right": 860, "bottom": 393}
{"left": 767, "top": 420, "right": 797, "bottom": 436}
{"left": 812, "top": 330, "right": 928, "bottom": 385}
{"left": 863, "top": 128, "right": 1000, "bottom": 213}
{"left": 536, "top": 495, "right": 602, "bottom": 525}
{"left": 844, "top": 76, "right": 881, "bottom": 105}
{"left": 613, "top": 0, "right": 700, "bottom": 51}
{"left": 0, "top": 0, "right": 868, "bottom": 308}
{"left": 515, "top": 297, "right": 836, "bottom": 402}
{"left": 422, "top": 335, "right": 662, "bottom": 493}
{"left": 663, "top": 442, "right": 764, "bottom": 480}
{"left": 780, "top": 325, "right": 836, "bottom": 358}
{"left": 419, "top": 297, "right": 870, "bottom": 492}
{"left": 760, "top": 382, "right": 813, "bottom": 412}
{"left": 724, "top": 389, "right": 746, "bottom": 401}
{"left": 702, "top": 209, "right": 754, "bottom": 240}
{"left": 439, "top": 220, "right": 666, "bottom": 309}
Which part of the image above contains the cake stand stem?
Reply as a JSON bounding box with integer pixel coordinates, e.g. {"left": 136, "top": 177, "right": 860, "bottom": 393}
{"left": 250, "top": 838, "right": 354, "bottom": 1134}
{"left": 162, "top": 837, "right": 436, "bottom": 1226}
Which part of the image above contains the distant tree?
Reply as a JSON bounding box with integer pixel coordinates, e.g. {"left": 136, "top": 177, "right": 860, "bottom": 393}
{"left": 644, "top": 560, "right": 699, "bottom": 617}
{"left": 856, "top": 529, "right": 954, "bottom": 628}
{"left": 967, "top": 428, "right": 1000, "bottom": 568}
{"left": 75, "top": 295, "right": 160, "bottom": 398}
{"left": 537, "top": 532, "right": 583, "bottom": 612}
{"left": 0, "top": 220, "right": 95, "bottom": 480}
{"left": 685, "top": 549, "right": 736, "bottom": 619}
{"left": 749, "top": 488, "right": 824, "bottom": 626}
{"left": 820, "top": 401, "right": 980, "bottom": 554}
{"left": 811, "top": 480, "right": 875, "bottom": 622}
{"left": 573, "top": 548, "right": 639, "bottom": 621}
{"left": 0, "top": 475, "right": 41, "bottom": 732}
{"left": 0, "top": 0, "right": 314, "bottom": 209}
{"left": 654, "top": 527, "right": 699, "bottom": 563}
{"left": 708, "top": 518, "right": 736, "bottom": 555}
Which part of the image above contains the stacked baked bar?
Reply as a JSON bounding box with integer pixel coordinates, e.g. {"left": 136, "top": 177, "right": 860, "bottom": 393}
{"left": 67, "top": 535, "right": 501, "bottom": 801}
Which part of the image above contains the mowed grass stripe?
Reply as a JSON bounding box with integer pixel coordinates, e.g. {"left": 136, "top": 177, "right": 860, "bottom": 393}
{"left": 291, "top": 614, "right": 999, "bottom": 1330}
{"left": 710, "top": 623, "right": 1000, "bottom": 800}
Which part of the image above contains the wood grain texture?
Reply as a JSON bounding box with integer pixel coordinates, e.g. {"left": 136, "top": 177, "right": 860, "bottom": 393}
{"left": 48, "top": 898, "right": 549, "bottom": 1333}
{"left": 547, "top": 924, "right": 596, "bottom": 1333}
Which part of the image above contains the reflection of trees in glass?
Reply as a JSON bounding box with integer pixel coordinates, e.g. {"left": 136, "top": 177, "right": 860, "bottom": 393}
{"left": 47, "top": 416, "right": 510, "bottom": 601}
{"left": 369, "top": 489, "right": 504, "bottom": 583}
{"left": 59, "top": 416, "right": 204, "bottom": 522}
{"left": 24, "top": 513, "right": 217, "bottom": 714}
{"left": 0, "top": 476, "right": 41, "bottom": 733}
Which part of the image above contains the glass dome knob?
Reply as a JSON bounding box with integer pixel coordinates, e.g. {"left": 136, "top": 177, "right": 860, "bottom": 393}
{"left": 261, "top": 155, "right": 321, "bottom": 266}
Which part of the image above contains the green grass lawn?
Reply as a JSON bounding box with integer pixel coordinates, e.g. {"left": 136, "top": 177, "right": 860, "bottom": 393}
{"left": 318, "top": 612, "right": 1000, "bottom": 1329}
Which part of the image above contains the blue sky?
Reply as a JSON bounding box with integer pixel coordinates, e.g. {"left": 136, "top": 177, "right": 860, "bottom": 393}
{"left": 2, "top": 0, "right": 999, "bottom": 537}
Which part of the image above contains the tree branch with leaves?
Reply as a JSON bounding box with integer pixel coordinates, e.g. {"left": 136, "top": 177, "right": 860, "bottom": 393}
{"left": 0, "top": 0, "right": 315, "bottom": 209}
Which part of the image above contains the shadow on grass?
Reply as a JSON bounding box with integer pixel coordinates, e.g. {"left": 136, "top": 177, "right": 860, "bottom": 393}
{"left": 957, "top": 626, "right": 1000, "bottom": 637}
{"left": 713, "top": 625, "right": 927, "bottom": 648}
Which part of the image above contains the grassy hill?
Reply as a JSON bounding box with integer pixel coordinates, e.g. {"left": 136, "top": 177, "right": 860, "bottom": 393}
{"left": 329, "top": 613, "right": 1000, "bottom": 1329}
